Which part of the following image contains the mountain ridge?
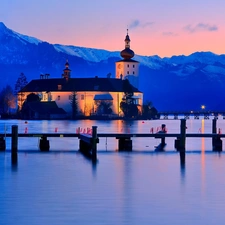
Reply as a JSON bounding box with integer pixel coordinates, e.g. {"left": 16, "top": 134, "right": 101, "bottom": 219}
{"left": 0, "top": 22, "right": 225, "bottom": 111}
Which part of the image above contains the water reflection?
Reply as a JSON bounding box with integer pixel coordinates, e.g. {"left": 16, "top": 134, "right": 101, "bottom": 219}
{"left": 11, "top": 153, "right": 18, "bottom": 169}
{"left": 179, "top": 151, "right": 186, "bottom": 182}
{"left": 78, "top": 151, "right": 98, "bottom": 176}
{"left": 92, "top": 160, "right": 97, "bottom": 176}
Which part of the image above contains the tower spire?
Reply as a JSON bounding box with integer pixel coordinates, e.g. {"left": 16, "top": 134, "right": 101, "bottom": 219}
{"left": 62, "top": 60, "right": 71, "bottom": 80}
{"left": 125, "top": 29, "right": 131, "bottom": 49}
{"left": 120, "top": 30, "right": 134, "bottom": 59}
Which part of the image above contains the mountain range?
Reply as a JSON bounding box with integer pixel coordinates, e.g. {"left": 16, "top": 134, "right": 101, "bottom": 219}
{"left": 1, "top": 21, "right": 225, "bottom": 111}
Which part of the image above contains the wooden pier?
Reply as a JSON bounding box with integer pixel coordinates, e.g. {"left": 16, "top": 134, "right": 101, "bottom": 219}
{"left": 159, "top": 111, "right": 225, "bottom": 120}
{"left": 0, "top": 119, "right": 224, "bottom": 163}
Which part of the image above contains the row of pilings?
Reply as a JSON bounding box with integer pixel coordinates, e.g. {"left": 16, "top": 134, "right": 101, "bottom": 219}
{"left": 0, "top": 120, "right": 223, "bottom": 165}
{"left": 175, "top": 118, "right": 222, "bottom": 165}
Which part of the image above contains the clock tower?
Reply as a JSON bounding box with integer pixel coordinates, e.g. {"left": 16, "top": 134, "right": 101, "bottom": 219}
{"left": 115, "top": 29, "right": 139, "bottom": 89}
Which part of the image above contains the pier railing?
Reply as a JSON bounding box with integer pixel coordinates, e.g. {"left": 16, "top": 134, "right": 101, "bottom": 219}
{"left": 0, "top": 119, "right": 223, "bottom": 163}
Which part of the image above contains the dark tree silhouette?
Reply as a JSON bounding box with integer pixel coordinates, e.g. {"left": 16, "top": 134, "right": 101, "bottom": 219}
{"left": 70, "top": 91, "right": 78, "bottom": 119}
{"left": 0, "top": 85, "right": 16, "bottom": 115}
{"left": 142, "top": 101, "right": 159, "bottom": 119}
{"left": 26, "top": 93, "right": 40, "bottom": 102}
{"left": 21, "top": 93, "right": 40, "bottom": 119}
{"left": 120, "top": 79, "right": 138, "bottom": 118}
{"left": 95, "top": 100, "right": 112, "bottom": 115}
{"left": 14, "top": 72, "right": 28, "bottom": 110}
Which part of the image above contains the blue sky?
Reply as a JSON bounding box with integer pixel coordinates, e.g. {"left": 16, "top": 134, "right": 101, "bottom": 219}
{"left": 1, "top": 0, "right": 225, "bottom": 57}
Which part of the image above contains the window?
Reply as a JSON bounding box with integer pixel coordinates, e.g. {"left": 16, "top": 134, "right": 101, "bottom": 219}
{"left": 133, "top": 65, "right": 135, "bottom": 68}
{"left": 58, "top": 95, "right": 60, "bottom": 101}
{"left": 127, "top": 64, "right": 129, "bottom": 68}
{"left": 127, "top": 71, "right": 129, "bottom": 75}
{"left": 133, "top": 71, "right": 135, "bottom": 74}
{"left": 58, "top": 85, "right": 62, "bottom": 90}
{"left": 81, "top": 95, "right": 84, "bottom": 100}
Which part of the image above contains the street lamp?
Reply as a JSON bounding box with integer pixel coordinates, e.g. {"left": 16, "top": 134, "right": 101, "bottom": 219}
{"left": 201, "top": 105, "right": 205, "bottom": 110}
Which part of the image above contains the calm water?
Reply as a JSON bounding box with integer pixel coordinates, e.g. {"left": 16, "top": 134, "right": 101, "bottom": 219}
{"left": 1, "top": 118, "right": 225, "bottom": 225}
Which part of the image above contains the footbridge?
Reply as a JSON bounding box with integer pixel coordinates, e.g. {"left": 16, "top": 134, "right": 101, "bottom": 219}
{"left": 158, "top": 111, "right": 225, "bottom": 120}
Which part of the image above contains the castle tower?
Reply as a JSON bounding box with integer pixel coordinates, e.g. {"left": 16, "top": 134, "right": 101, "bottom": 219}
{"left": 62, "top": 60, "right": 71, "bottom": 80}
{"left": 115, "top": 29, "right": 139, "bottom": 89}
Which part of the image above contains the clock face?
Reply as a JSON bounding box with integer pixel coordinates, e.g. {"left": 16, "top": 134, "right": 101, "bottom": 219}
{"left": 118, "top": 64, "right": 121, "bottom": 69}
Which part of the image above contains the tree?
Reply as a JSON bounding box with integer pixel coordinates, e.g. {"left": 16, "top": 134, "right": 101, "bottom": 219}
{"left": 21, "top": 93, "right": 40, "bottom": 119}
{"left": 95, "top": 100, "right": 112, "bottom": 115}
{"left": 14, "top": 73, "right": 28, "bottom": 110}
{"left": 120, "top": 79, "right": 139, "bottom": 118}
{"left": 142, "top": 101, "right": 159, "bottom": 119}
{"left": 70, "top": 91, "right": 78, "bottom": 119}
{"left": 0, "top": 85, "right": 16, "bottom": 115}
{"left": 26, "top": 93, "right": 40, "bottom": 102}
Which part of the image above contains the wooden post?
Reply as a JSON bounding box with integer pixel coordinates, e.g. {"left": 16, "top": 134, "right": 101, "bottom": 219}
{"left": 161, "top": 124, "right": 166, "bottom": 148}
{"left": 180, "top": 119, "right": 186, "bottom": 150}
{"left": 212, "top": 118, "right": 222, "bottom": 151}
{"left": 212, "top": 118, "right": 217, "bottom": 149}
{"left": 39, "top": 136, "right": 50, "bottom": 151}
{"left": 155, "top": 124, "right": 166, "bottom": 151}
{"left": 0, "top": 137, "right": 6, "bottom": 151}
{"left": 11, "top": 125, "right": 18, "bottom": 163}
{"left": 11, "top": 125, "right": 18, "bottom": 153}
{"left": 179, "top": 119, "right": 186, "bottom": 165}
{"left": 92, "top": 126, "right": 97, "bottom": 161}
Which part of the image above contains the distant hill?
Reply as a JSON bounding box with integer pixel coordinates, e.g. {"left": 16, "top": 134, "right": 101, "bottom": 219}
{"left": 1, "top": 22, "right": 225, "bottom": 111}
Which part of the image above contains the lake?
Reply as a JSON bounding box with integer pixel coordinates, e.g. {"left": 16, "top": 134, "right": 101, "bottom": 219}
{"left": 1, "top": 118, "right": 225, "bottom": 225}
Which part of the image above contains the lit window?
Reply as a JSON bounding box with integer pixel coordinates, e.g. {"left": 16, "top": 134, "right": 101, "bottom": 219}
{"left": 58, "top": 96, "right": 60, "bottom": 101}
{"left": 58, "top": 85, "right": 62, "bottom": 90}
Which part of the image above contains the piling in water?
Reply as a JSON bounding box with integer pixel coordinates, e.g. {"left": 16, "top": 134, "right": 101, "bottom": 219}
{"left": 91, "top": 126, "right": 98, "bottom": 161}
{"left": 0, "top": 137, "right": 6, "bottom": 151}
{"left": 11, "top": 125, "right": 18, "bottom": 163}
{"left": 39, "top": 136, "right": 50, "bottom": 151}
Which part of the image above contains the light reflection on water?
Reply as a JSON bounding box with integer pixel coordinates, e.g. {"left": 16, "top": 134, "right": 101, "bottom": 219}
{"left": 0, "top": 119, "right": 225, "bottom": 224}
{"left": 0, "top": 119, "right": 224, "bottom": 152}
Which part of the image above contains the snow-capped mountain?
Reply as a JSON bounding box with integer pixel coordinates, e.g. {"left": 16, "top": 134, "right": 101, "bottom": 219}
{"left": 0, "top": 21, "right": 225, "bottom": 111}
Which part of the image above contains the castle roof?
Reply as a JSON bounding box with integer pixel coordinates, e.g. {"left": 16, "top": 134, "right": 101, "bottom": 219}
{"left": 120, "top": 48, "right": 135, "bottom": 60}
{"left": 19, "top": 77, "right": 141, "bottom": 93}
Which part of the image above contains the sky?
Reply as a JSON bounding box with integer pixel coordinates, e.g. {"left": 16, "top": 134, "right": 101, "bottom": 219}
{"left": 1, "top": 0, "right": 225, "bottom": 57}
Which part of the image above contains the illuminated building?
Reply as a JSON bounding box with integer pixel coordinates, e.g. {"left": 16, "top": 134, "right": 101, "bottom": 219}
{"left": 18, "top": 32, "right": 143, "bottom": 118}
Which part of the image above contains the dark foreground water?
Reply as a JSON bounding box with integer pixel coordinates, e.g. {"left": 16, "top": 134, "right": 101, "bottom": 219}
{"left": 1, "top": 119, "right": 225, "bottom": 225}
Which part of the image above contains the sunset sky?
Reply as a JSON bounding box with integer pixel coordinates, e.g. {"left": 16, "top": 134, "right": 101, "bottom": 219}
{"left": 1, "top": 0, "right": 225, "bottom": 57}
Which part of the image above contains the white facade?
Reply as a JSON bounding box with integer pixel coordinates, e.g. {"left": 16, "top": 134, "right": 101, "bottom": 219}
{"left": 115, "top": 61, "right": 139, "bottom": 88}
{"left": 32, "top": 90, "right": 143, "bottom": 116}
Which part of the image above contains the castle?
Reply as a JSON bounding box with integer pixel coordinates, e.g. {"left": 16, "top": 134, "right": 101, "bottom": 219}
{"left": 19, "top": 31, "right": 143, "bottom": 119}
